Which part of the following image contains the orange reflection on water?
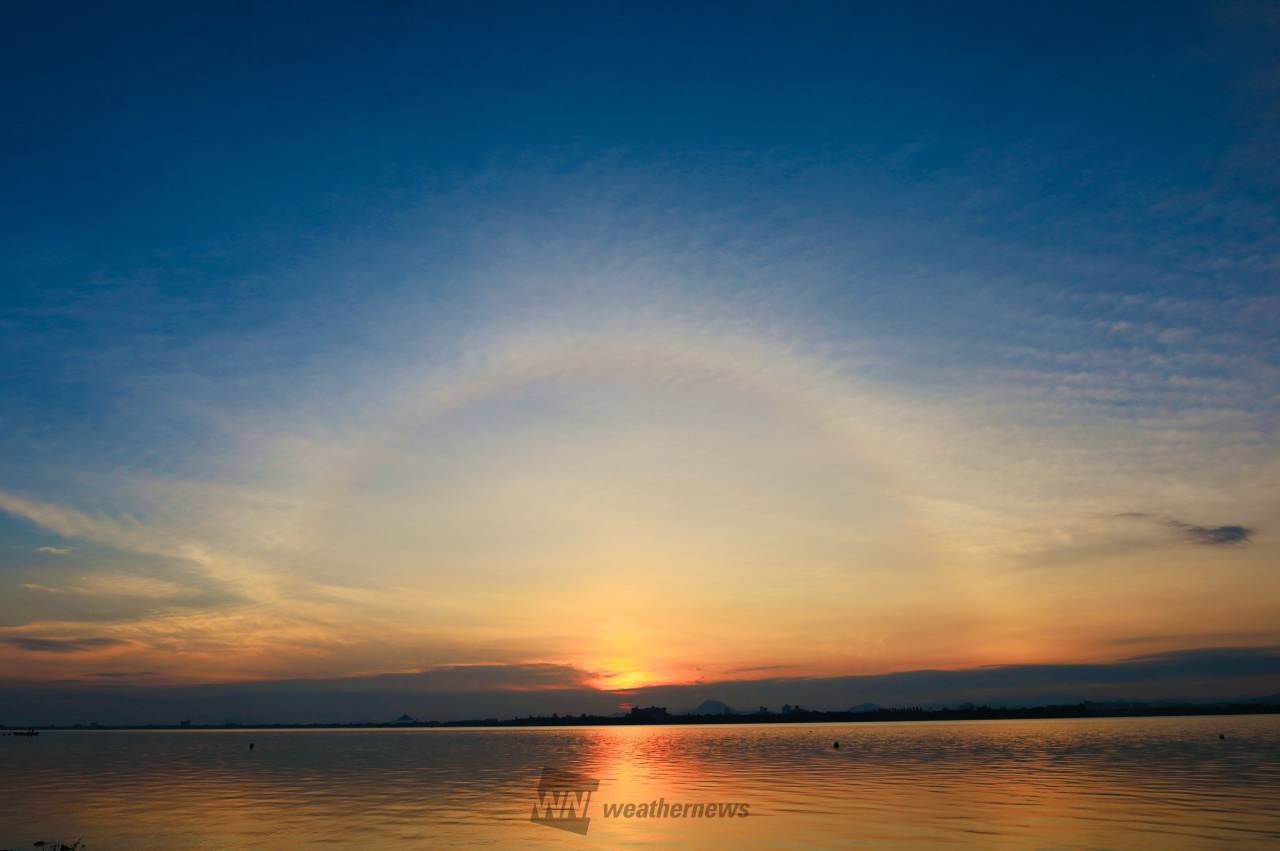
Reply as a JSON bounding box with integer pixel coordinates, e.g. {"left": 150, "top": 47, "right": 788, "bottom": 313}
{"left": 3, "top": 717, "right": 1280, "bottom": 848}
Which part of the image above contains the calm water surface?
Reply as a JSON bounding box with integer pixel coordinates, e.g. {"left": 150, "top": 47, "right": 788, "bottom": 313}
{"left": 3, "top": 715, "right": 1279, "bottom": 849}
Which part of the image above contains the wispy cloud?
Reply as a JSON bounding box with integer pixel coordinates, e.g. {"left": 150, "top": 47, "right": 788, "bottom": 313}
{"left": 723, "top": 664, "right": 800, "bottom": 675}
{"left": 1118, "top": 512, "right": 1255, "bottom": 546}
{"left": 22, "top": 574, "right": 188, "bottom": 599}
{"left": 36, "top": 545, "right": 71, "bottom": 555}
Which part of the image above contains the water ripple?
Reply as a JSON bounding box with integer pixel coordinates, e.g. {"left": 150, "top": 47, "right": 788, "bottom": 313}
{"left": 2, "top": 715, "right": 1278, "bottom": 848}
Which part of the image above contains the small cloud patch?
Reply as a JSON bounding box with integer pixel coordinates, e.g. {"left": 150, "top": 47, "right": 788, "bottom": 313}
{"left": 1168, "top": 521, "right": 1252, "bottom": 546}
{"left": 4, "top": 636, "right": 128, "bottom": 653}
{"left": 1117, "top": 513, "right": 1254, "bottom": 546}
{"left": 36, "top": 546, "right": 72, "bottom": 555}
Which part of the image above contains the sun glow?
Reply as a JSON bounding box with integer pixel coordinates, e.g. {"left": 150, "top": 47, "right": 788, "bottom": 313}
{"left": 590, "top": 668, "right": 657, "bottom": 691}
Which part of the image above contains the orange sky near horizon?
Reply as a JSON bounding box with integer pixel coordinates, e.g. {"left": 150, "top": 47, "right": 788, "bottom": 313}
{"left": 2, "top": 316, "right": 1276, "bottom": 693}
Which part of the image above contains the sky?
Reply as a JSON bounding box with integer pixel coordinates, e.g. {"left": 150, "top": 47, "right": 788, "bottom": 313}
{"left": 1, "top": 1, "right": 1278, "bottom": 723}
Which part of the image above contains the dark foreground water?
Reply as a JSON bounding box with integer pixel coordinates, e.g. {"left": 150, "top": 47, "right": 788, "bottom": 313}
{"left": 3, "top": 715, "right": 1279, "bottom": 849}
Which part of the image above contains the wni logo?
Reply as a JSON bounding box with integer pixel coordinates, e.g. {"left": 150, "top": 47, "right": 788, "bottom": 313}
{"left": 530, "top": 766, "right": 601, "bottom": 835}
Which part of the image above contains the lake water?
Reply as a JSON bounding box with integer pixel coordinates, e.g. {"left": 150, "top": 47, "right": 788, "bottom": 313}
{"left": 3, "top": 715, "right": 1279, "bottom": 849}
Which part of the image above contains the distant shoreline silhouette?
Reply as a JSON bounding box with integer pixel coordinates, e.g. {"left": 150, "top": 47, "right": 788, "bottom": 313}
{"left": 7, "top": 700, "right": 1279, "bottom": 732}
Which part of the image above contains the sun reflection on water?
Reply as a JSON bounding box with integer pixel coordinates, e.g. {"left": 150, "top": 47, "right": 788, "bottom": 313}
{"left": 3, "top": 716, "right": 1280, "bottom": 849}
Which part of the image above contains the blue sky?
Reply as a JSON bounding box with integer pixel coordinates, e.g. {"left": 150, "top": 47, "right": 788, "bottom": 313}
{"left": 1, "top": 2, "right": 1277, "bottom": 718}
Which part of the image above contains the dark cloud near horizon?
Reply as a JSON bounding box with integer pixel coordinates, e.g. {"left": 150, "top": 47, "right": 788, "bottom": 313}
{"left": 723, "top": 664, "right": 797, "bottom": 675}
{"left": 1106, "top": 630, "right": 1278, "bottom": 646}
{"left": 360, "top": 663, "right": 594, "bottom": 693}
{"left": 3, "top": 647, "right": 1279, "bottom": 726}
{"left": 4, "top": 636, "right": 128, "bottom": 653}
{"left": 1116, "top": 513, "right": 1254, "bottom": 546}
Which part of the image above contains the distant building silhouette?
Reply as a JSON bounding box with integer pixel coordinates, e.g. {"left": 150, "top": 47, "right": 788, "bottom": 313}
{"left": 626, "top": 705, "right": 670, "bottom": 722}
